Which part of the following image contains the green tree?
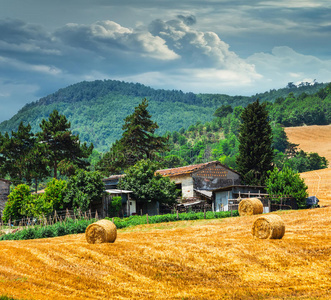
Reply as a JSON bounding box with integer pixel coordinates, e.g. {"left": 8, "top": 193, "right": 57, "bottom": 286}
{"left": 64, "top": 170, "right": 105, "bottom": 212}
{"left": 97, "top": 99, "right": 168, "bottom": 174}
{"left": 236, "top": 99, "right": 274, "bottom": 185}
{"left": 37, "top": 110, "right": 93, "bottom": 178}
{"left": 118, "top": 159, "right": 178, "bottom": 206}
{"left": 162, "top": 155, "right": 187, "bottom": 168}
{"left": 2, "top": 184, "right": 32, "bottom": 223}
{"left": 108, "top": 196, "right": 122, "bottom": 217}
{"left": 0, "top": 123, "right": 49, "bottom": 189}
{"left": 266, "top": 166, "right": 308, "bottom": 209}
{"left": 272, "top": 123, "right": 289, "bottom": 153}
{"left": 213, "top": 104, "right": 233, "bottom": 118}
{"left": 42, "top": 178, "right": 67, "bottom": 211}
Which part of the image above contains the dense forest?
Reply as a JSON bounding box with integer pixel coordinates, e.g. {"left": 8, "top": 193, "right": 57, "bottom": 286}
{"left": 163, "top": 82, "right": 331, "bottom": 172}
{"left": 0, "top": 79, "right": 328, "bottom": 152}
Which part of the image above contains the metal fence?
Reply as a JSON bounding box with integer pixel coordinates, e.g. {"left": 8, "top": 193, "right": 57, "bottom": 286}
{"left": 0, "top": 209, "right": 100, "bottom": 231}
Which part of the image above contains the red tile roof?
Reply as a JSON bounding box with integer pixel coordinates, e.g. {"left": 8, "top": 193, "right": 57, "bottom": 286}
{"left": 156, "top": 161, "right": 221, "bottom": 177}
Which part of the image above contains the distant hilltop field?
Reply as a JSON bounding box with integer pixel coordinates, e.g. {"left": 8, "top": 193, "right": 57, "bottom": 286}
{"left": 286, "top": 125, "right": 331, "bottom": 206}
{"left": 285, "top": 125, "right": 331, "bottom": 163}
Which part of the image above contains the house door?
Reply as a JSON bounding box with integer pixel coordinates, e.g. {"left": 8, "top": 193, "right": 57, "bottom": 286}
{"left": 129, "top": 200, "right": 136, "bottom": 215}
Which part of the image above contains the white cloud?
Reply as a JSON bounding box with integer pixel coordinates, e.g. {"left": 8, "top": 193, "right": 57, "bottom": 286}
{"left": 246, "top": 46, "right": 331, "bottom": 89}
{"left": 0, "top": 56, "right": 62, "bottom": 75}
{"left": 55, "top": 20, "right": 179, "bottom": 60}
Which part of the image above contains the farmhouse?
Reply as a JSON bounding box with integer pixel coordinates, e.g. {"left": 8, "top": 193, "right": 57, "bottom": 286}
{"left": 0, "top": 178, "right": 11, "bottom": 218}
{"left": 157, "top": 161, "right": 241, "bottom": 201}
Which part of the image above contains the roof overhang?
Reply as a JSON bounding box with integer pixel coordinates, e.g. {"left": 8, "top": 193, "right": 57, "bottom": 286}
{"left": 105, "top": 189, "right": 133, "bottom": 194}
{"left": 194, "top": 189, "right": 212, "bottom": 199}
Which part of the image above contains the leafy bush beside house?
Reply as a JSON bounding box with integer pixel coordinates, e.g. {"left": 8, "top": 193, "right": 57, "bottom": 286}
{"left": 64, "top": 170, "right": 105, "bottom": 212}
{"left": 266, "top": 166, "right": 308, "bottom": 209}
{"left": 118, "top": 159, "right": 178, "bottom": 206}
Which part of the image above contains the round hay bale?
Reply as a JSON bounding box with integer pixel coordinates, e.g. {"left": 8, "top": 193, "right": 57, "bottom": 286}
{"left": 252, "top": 214, "right": 285, "bottom": 239}
{"left": 238, "top": 198, "right": 263, "bottom": 216}
{"left": 85, "top": 219, "right": 117, "bottom": 244}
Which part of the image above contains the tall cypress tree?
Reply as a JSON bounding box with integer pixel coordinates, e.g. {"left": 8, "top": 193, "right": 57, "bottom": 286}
{"left": 236, "top": 99, "right": 274, "bottom": 185}
{"left": 97, "top": 99, "right": 168, "bottom": 174}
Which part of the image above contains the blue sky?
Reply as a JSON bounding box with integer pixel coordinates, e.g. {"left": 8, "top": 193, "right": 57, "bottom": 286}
{"left": 1, "top": 0, "right": 331, "bottom": 122}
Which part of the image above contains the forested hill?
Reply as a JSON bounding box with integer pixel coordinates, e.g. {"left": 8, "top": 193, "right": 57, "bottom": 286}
{"left": 0, "top": 79, "right": 328, "bottom": 152}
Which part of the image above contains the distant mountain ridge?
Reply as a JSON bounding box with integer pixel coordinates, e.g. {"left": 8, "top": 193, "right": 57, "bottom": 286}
{"left": 0, "top": 79, "right": 328, "bottom": 152}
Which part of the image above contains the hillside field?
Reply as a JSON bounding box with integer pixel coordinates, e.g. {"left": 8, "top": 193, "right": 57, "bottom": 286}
{"left": 285, "top": 125, "right": 331, "bottom": 163}
{"left": 1, "top": 208, "right": 331, "bottom": 300}
{"left": 285, "top": 125, "right": 331, "bottom": 206}
{"left": 300, "top": 168, "right": 331, "bottom": 206}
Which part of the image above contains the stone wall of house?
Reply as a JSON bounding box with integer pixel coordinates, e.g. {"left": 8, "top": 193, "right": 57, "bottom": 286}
{"left": 0, "top": 180, "right": 11, "bottom": 217}
{"left": 193, "top": 164, "right": 241, "bottom": 190}
{"left": 171, "top": 174, "right": 194, "bottom": 198}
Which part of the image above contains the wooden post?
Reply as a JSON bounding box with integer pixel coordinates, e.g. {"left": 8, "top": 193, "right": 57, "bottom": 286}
{"left": 95, "top": 210, "right": 99, "bottom": 220}
{"left": 54, "top": 210, "right": 58, "bottom": 223}
{"left": 140, "top": 209, "right": 143, "bottom": 216}
{"left": 112, "top": 217, "right": 114, "bottom": 223}
{"left": 176, "top": 210, "right": 179, "bottom": 220}
{"left": 204, "top": 208, "right": 206, "bottom": 219}
{"left": 146, "top": 213, "right": 149, "bottom": 224}
{"left": 88, "top": 209, "right": 92, "bottom": 220}
{"left": 268, "top": 199, "right": 271, "bottom": 213}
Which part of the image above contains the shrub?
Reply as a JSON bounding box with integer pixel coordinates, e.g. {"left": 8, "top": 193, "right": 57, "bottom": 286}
{"left": 0, "top": 211, "right": 238, "bottom": 241}
{"left": 266, "top": 166, "right": 308, "bottom": 209}
{"left": 2, "top": 184, "right": 32, "bottom": 223}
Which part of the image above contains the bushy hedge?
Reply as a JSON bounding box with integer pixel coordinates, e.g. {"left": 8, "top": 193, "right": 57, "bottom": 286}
{"left": 0, "top": 211, "right": 238, "bottom": 241}
{"left": 107, "top": 210, "right": 239, "bottom": 229}
{"left": 0, "top": 218, "right": 95, "bottom": 241}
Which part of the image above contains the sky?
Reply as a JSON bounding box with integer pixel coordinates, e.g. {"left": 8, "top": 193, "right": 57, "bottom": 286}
{"left": 1, "top": 0, "right": 331, "bottom": 122}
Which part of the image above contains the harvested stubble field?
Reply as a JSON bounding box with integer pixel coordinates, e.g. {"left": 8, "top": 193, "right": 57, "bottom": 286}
{"left": 300, "top": 168, "right": 331, "bottom": 206}
{"left": 1, "top": 208, "right": 331, "bottom": 300}
{"left": 285, "top": 125, "right": 331, "bottom": 163}
{"left": 285, "top": 125, "right": 331, "bottom": 206}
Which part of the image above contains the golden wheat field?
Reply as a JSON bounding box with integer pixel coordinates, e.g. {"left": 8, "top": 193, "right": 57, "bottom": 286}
{"left": 285, "top": 125, "right": 331, "bottom": 163}
{"left": 1, "top": 208, "right": 331, "bottom": 300}
{"left": 284, "top": 125, "right": 331, "bottom": 206}
{"left": 300, "top": 168, "right": 331, "bottom": 206}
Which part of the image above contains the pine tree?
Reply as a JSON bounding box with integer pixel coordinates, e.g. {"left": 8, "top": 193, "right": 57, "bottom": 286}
{"left": 236, "top": 99, "right": 274, "bottom": 185}
{"left": 0, "top": 122, "right": 49, "bottom": 187}
{"left": 97, "top": 99, "right": 168, "bottom": 174}
{"left": 37, "top": 110, "right": 93, "bottom": 178}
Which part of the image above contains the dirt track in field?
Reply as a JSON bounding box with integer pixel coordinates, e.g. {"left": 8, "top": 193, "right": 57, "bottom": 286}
{"left": 1, "top": 208, "right": 331, "bottom": 300}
